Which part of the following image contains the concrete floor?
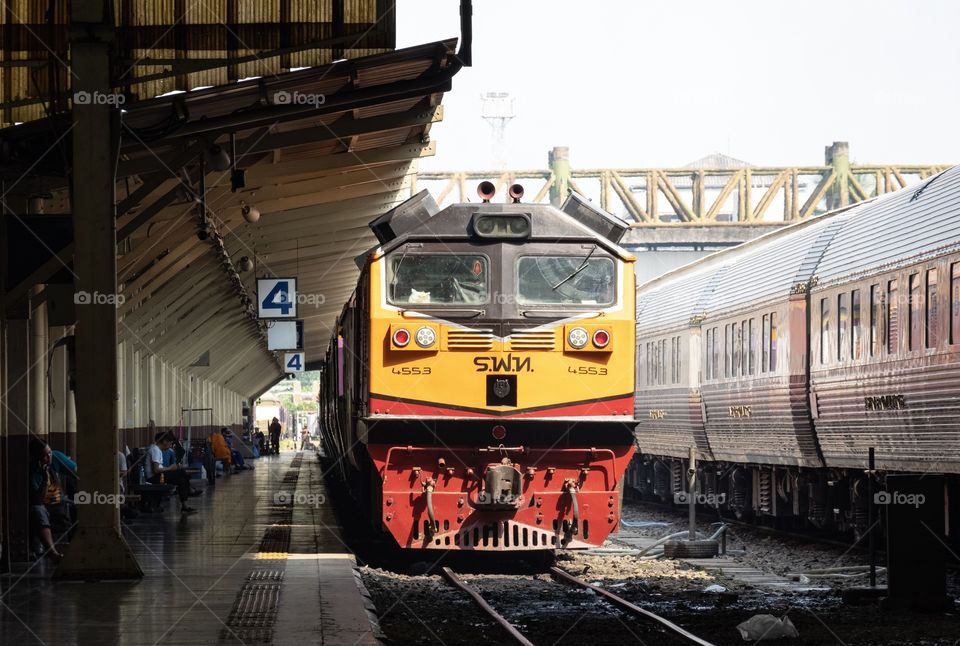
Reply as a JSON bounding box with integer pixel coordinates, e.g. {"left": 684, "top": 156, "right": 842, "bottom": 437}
{"left": 0, "top": 451, "right": 379, "bottom": 645}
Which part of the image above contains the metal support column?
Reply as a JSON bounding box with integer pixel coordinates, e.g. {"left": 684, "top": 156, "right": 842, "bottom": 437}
{"left": 48, "top": 326, "right": 69, "bottom": 452}
{"left": 549, "top": 146, "right": 571, "bottom": 206}
{"left": 29, "top": 286, "right": 48, "bottom": 441}
{"left": 56, "top": 0, "right": 142, "bottom": 578}
{"left": 825, "top": 141, "right": 851, "bottom": 210}
{"left": 1, "top": 308, "right": 33, "bottom": 564}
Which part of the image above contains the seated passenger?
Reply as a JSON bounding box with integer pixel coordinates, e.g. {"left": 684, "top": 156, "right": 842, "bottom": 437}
{"left": 162, "top": 445, "right": 176, "bottom": 468}
{"left": 209, "top": 428, "right": 233, "bottom": 473}
{"left": 221, "top": 429, "right": 248, "bottom": 472}
{"left": 28, "top": 439, "right": 73, "bottom": 561}
{"left": 145, "top": 432, "right": 197, "bottom": 515}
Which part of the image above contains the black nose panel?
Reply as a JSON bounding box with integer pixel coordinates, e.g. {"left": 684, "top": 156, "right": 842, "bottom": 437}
{"left": 486, "top": 374, "right": 517, "bottom": 406}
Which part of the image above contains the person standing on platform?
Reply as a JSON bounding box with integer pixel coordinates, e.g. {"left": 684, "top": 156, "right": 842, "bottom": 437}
{"left": 269, "top": 417, "right": 281, "bottom": 454}
{"left": 299, "top": 427, "right": 310, "bottom": 450}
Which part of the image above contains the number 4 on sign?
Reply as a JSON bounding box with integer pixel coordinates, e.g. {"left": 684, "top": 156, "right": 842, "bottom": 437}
{"left": 258, "top": 278, "right": 298, "bottom": 318}
{"left": 284, "top": 352, "right": 305, "bottom": 372}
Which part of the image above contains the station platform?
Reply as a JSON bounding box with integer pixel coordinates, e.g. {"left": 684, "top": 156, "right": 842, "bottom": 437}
{"left": 0, "top": 451, "right": 381, "bottom": 645}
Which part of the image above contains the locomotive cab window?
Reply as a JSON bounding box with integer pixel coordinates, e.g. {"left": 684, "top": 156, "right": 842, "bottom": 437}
{"left": 387, "top": 252, "right": 489, "bottom": 305}
{"left": 517, "top": 255, "right": 615, "bottom": 305}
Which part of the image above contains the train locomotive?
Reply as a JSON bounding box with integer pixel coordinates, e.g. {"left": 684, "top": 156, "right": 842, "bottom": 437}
{"left": 631, "top": 165, "right": 960, "bottom": 537}
{"left": 319, "top": 183, "right": 637, "bottom": 550}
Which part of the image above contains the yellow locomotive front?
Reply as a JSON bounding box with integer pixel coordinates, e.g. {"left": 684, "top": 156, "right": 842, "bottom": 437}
{"left": 368, "top": 236, "right": 636, "bottom": 419}
{"left": 329, "top": 184, "right": 637, "bottom": 550}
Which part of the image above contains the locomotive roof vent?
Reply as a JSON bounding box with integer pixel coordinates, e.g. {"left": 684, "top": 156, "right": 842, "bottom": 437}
{"left": 368, "top": 189, "right": 440, "bottom": 244}
{"left": 560, "top": 191, "right": 630, "bottom": 244}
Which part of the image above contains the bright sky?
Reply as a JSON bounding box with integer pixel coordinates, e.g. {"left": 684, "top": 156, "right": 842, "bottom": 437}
{"left": 397, "top": 0, "right": 959, "bottom": 171}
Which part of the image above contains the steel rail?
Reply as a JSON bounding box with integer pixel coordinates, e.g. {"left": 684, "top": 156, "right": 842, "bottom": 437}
{"left": 549, "top": 566, "right": 715, "bottom": 646}
{"left": 440, "top": 567, "right": 534, "bottom": 646}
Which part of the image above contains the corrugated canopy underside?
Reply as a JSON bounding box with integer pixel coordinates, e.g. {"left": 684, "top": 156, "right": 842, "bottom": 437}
{"left": 2, "top": 38, "right": 457, "bottom": 398}
{"left": 0, "top": 0, "right": 396, "bottom": 126}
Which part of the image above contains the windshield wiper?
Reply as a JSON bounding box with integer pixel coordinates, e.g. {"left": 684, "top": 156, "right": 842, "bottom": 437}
{"left": 389, "top": 246, "right": 410, "bottom": 294}
{"left": 551, "top": 245, "right": 597, "bottom": 291}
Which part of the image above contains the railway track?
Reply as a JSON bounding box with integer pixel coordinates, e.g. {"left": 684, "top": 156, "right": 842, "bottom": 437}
{"left": 441, "top": 566, "right": 715, "bottom": 646}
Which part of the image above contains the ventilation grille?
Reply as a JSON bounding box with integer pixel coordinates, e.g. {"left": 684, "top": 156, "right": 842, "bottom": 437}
{"left": 445, "top": 328, "right": 494, "bottom": 351}
{"left": 415, "top": 519, "right": 585, "bottom": 550}
{"left": 508, "top": 329, "right": 556, "bottom": 351}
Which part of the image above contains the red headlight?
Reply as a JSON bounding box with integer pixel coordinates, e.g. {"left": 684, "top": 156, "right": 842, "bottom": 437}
{"left": 492, "top": 425, "right": 507, "bottom": 440}
{"left": 592, "top": 329, "right": 610, "bottom": 348}
{"left": 392, "top": 328, "right": 410, "bottom": 347}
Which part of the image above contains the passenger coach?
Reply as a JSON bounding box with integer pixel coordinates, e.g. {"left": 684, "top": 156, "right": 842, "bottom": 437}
{"left": 632, "top": 165, "right": 960, "bottom": 535}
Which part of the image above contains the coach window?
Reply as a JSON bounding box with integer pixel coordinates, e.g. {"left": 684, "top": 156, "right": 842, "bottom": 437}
{"left": 869, "top": 285, "right": 880, "bottom": 356}
{"left": 712, "top": 326, "right": 721, "bottom": 380}
{"left": 820, "top": 297, "right": 831, "bottom": 364}
{"left": 748, "top": 319, "right": 756, "bottom": 375}
{"left": 838, "top": 292, "right": 849, "bottom": 361}
{"left": 660, "top": 339, "right": 667, "bottom": 385}
{"left": 769, "top": 312, "right": 779, "bottom": 372}
{"left": 653, "top": 341, "right": 659, "bottom": 385}
{"left": 761, "top": 315, "right": 770, "bottom": 372}
{"left": 887, "top": 279, "right": 899, "bottom": 354}
{"left": 926, "top": 268, "right": 939, "bottom": 349}
{"left": 723, "top": 324, "right": 730, "bottom": 378}
{"left": 740, "top": 321, "right": 748, "bottom": 376}
{"left": 909, "top": 273, "right": 922, "bottom": 352}
{"left": 703, "top": 328, "right": 713, "bottom": 381}
{"left": 670, "top": 336, "right": 680, "bottom": 384}
{"left": 647, "top": 343, "right": 654, "bottom": 385}
{"left": 952, "top": 263, "right": 960, "bottom": 344}
{"left": 650, "top": 342, "right": 655, "bottom": 384}
{"left": 733, "top": 323, "right": 742, "bottom": 377}
{"left": 851, "top": 289, "right": 862, "bottom": 359}
{"left": 669, "top": 338, "right": 675, "bottom": 383}
{"left": 676, "top": 336, "right": 682, "bottom": 383}
{"left": 704, "top": 331, "right": 712, "bottom": 380}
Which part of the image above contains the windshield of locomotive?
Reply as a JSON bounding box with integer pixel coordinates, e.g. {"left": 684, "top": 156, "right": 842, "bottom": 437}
{"left": 387, "top": 253, "right": 488, "bottom": 305}
{"left": 517, "top": 255, "right": 615, "bottom": 305}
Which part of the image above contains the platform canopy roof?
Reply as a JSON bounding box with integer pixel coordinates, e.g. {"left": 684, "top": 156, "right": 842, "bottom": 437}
{"left": 0, "top": 0, "right": 397, "bottom": 126}
{"left": 2, "top": 37, "right": 460, "bottom": 398}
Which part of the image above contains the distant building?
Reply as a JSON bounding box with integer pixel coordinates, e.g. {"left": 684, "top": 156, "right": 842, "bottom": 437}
{"left": 254, "top": 397, "right": 288, "bottom": 431}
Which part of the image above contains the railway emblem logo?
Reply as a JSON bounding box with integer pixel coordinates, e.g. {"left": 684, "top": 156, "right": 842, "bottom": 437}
{"left": 493, "top": 378, "right": 512, "bottom": 399}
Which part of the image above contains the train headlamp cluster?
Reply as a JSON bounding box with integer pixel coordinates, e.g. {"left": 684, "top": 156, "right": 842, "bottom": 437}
{"left": 391, "top": 324, "right": 438, "bottom": 350}
{"left": 567, "top": 327, "right": 590, "bottom": 349}
{"left": 392, "top": 328, "right": 410, "bottom": 347}
{"left": 592, "top": 329, "right": 610, "bottom": 348}
{"left": 471, "top": 214, "right": 531, "bottom": 239}
{"left": 565, "top": 324, "right": 613, "bottom": 352}
{"left": 415, "top": 326, "right": 437, "bottom": 348}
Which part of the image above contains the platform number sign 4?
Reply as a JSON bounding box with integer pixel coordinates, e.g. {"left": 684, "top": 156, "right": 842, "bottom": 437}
{"left": 257, "top": 278, "right": 298, "bottom": 319}
{"left": 284, "top": 352, "right": 305, "bottom": 373}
